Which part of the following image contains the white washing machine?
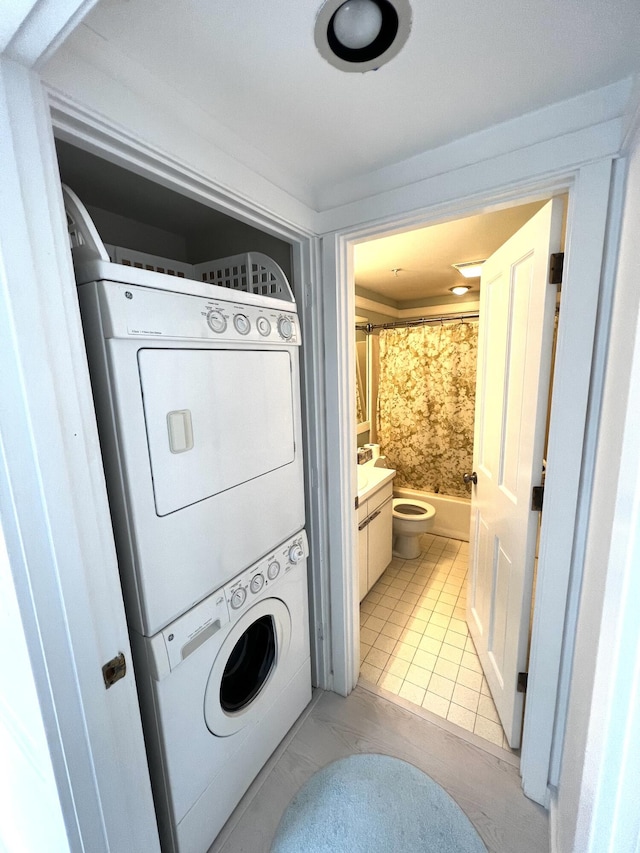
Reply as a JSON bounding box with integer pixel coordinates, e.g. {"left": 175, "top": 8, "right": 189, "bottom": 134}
{"left": 130, "top": 531, "right": 311, "bottom": 853}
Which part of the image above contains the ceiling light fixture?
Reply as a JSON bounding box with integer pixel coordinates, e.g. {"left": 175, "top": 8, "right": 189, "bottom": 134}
{"left": 315, "top": 0, "right": 412, "bottom": 73}
{"left": 333, "top": 0, "right": 383, "bottom": 49}
{"left": 449, "top": 285, "right": 472, "bottom": 296}
{"left": 452, "top": 260, "right": 486, "bottom": 279}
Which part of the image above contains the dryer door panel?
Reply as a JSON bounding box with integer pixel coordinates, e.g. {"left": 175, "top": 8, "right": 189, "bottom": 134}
{"left": 138, "top": 348, "right": 295, "bottom": 516}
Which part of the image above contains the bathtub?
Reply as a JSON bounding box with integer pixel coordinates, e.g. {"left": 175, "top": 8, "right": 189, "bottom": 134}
{"left": 393, "top": 487, "right": 470, "bottom": 541}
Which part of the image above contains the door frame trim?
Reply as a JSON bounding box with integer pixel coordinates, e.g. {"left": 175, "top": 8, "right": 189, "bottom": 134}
{"left": 323, "top": 160, "right": 614, "bottom": 805}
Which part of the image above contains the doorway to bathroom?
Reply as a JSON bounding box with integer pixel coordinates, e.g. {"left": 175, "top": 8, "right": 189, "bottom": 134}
{"left": 353, "top": 196, "right": 564, "bottom": 761}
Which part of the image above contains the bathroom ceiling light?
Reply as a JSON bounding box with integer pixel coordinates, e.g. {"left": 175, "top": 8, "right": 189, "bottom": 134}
{"left": 315, "top": 0, "right": 412, "bottom": 73}
{"left": 452, "top": 260, "right": 486, "bottom": 279}
{"left": 333, "top": 0, "right": 383, "bottom": 49}
{"left": 449, "top": 285, "right": 472, "bottom": 296}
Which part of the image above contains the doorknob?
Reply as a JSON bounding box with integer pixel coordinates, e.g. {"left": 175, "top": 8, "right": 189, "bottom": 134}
{"left": 463, "top": 472, "right": 478, "bottom": 485}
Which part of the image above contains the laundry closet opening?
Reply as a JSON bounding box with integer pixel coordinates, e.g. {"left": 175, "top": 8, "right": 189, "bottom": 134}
{"left": 353, "top": 196, "right": 565, "bottom": 756}
{"left": 54, "top": 138, "right": 315, "bottom": 852}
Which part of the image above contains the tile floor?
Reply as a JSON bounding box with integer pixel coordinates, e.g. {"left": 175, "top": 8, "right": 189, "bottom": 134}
{"left": 359, "top": 533, "right": 512, "bottom": 751}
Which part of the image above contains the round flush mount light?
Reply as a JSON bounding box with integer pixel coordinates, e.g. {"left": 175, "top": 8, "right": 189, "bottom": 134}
{"left": 450, "top": 285, "right": 472, "bottom": 296}
{"left": 315, "top": 0, "right": 412, "bottom": 73}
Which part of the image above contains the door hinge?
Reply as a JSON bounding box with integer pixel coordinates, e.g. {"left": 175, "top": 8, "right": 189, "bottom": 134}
{"left": 517, "top": 672, "right": 528, "bottom": 693}
{"left": 531, "top": 485, "right": 544, "bottom": 512}
{"left": 102, "top": 652, "right": 127, "bottom": 689}
{"left": 355, "top": 495, "right": 359, "bottom": 510}
{"left": 549, "top": 252, "right": 564, "bottom": 284}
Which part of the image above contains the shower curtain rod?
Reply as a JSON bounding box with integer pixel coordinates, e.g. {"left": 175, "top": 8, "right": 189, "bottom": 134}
{"left": 355, "top": 311, "right": 480, "bottom": 333}
{"left": 356, "top": 304, "right": 561, "bottom": 334}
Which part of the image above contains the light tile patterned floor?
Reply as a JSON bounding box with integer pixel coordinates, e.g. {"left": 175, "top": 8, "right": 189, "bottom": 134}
{"left": 359, "top": 533, "right": 511, "bottom": 751}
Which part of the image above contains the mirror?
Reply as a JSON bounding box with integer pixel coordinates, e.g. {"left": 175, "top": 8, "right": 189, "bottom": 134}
{"left": 356, "top": 327, "right": 369, "bottom": 434}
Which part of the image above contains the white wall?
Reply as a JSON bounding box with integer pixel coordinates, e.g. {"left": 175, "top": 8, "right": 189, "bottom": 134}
{"left": 554, "top": 117, "right": 640, "bottom": 853}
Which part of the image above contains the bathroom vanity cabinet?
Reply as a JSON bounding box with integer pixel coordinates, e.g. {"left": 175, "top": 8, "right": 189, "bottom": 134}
{"left": 358, "top": 480, "right": 393, "bottom": 601}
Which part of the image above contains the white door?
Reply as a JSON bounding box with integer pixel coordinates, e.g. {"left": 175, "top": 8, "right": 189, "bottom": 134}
{"left": 467, "top": 199, "right": 562, "bottom": 749}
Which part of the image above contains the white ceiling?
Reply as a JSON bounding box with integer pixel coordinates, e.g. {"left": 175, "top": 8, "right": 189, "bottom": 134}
{"left": 66, "top": 0, "right": 640, "bottom": 208}
{"left": 354, "top": 200, "right": 547, "bottom": 305}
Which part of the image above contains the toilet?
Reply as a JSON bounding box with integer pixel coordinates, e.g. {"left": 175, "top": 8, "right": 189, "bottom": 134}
{"left": 392, "top": 498, "right": 436, "bottom": 559}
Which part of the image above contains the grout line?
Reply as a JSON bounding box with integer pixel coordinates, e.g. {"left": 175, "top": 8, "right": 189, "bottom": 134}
{"left": 357, "top": 680, "right": 520, "bottom": 768}
{"left": 359, "top": 534, "right": 516, "bottom": 757}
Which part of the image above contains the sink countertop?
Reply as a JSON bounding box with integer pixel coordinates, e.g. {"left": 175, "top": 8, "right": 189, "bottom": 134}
{"left": 357, "top": 462, "right": 396, "bottom": 503}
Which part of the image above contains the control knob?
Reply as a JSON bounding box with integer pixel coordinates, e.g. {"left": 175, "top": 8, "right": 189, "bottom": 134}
{"left": 256, "top": 316, "right": 271, "bottom": 336}
{"left": 288, "top": 543, "right": 305, "bottom": 565}
{"left": 277, "top": 316, "right": 294, "bottom": 340}
{"left": 267, "top": 560, "right": 280, "bottom": 580}
{"left": 250, "top": 574, "right": 264, "bottom": 594}
{"left": 230, "top": 587, "right": 247, "bottom": 610}
{"left": 207, "top": 309, "right": 227, "bottom": 333}
{"left": 233, "top": 313, "right": 251, "bottom": 335}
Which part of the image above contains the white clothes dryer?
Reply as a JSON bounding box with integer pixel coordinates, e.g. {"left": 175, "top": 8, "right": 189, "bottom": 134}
{"left": 76, "top": 273, "right": 305, "bottom": 637}
{"left": 130, "top": 531, "right": 311, "bottom": 853}
{"left": 65, "top": 183, "right": 305, "bottom": 638}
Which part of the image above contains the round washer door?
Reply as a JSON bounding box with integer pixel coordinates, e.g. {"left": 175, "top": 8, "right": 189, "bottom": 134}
{"left": 204, "top": 598, "right": 291, "bottom": 737}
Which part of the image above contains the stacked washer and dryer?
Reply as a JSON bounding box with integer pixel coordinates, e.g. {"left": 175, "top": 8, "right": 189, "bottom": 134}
{"left": 63, "top": 186, "right": 311, "bottom": 853}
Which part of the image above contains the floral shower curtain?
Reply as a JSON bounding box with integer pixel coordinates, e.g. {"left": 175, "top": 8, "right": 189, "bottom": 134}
{"left": 377, "top": 321, "right": 478, "bottom": 498}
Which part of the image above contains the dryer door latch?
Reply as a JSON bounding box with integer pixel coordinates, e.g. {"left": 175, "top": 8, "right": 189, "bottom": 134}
{"left": 102, "top": 653, "right": 127, "bottom": 689}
